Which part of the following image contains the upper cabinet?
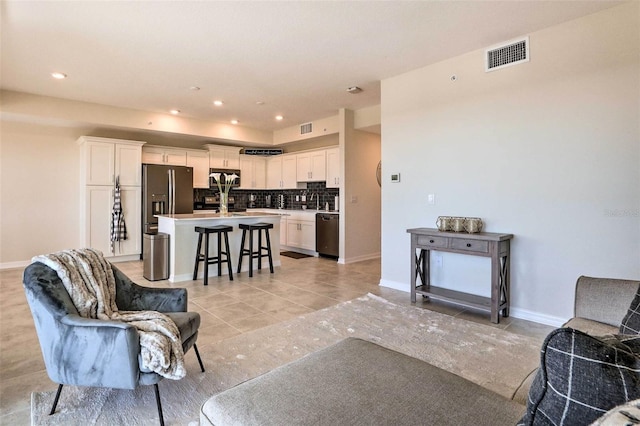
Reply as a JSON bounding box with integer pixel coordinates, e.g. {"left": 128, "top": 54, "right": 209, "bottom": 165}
{"left": 205, "top": 144, "right": 241, "bottom": 169}
{"left": 267, "top": 154, "right": 298, "bottom": 189}
{"left": 325, "top": 147, "right": 340, "bottom": 188}
{"left": 142, "top": 145, "right": 187, "bottom": 166}
{"left": 296, "top": 150, "right": 326, "bottom": 182}
{"left": 186, "top": 150, "right": 211, "bottom": 189}
{"left": 79, "top": 136, "right": 144, "bottom": 186}
{"left": 239, "top": 154, "right": 266, "bottom": 190}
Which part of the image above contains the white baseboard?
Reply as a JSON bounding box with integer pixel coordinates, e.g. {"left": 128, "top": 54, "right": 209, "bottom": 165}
{"left": 342, "top": 253, "right": 380, "bottom": 264}
{"left": 0, "top": 260, "right": 30, "bottom": 270}
{"left": 377, "top": 279, "right": 566, "bottom": 327}
{"left": 379, "top": 278, "right": 408, "bottom": 292}
{"left": 508, "top": 307, "right": 567, "bottom": 327}
{"left": 107, "top": 254, "right": 141, "bottom": 263}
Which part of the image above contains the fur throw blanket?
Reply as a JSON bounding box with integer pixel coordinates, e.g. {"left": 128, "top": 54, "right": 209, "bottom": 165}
{"left": 32, "top": 248, "right": 186, "bottom": 380}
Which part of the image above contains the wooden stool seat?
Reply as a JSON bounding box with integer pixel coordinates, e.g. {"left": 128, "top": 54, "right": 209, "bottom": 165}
{"left": 193, "top": 225, "right": 234, "bottom": 285}
{"left": 237, "top": 223, "right": 274, "bottom": 277}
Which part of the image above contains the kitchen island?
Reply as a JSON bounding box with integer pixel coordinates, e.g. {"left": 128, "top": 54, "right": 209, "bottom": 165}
{"left": 157, "top": 212, "right": 283, "bottom": 282}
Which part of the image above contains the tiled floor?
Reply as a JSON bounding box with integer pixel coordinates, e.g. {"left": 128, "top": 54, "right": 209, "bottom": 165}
{"left": 0, "top": 255, "right": 554, "bottom": 424}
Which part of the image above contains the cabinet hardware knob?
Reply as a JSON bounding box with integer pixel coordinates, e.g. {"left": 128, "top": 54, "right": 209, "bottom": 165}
{"left": 466, "top": 243, "right": 472, "bottom": 247}
{"left": 429, "top": 239, "right": 434, "bottom": 243}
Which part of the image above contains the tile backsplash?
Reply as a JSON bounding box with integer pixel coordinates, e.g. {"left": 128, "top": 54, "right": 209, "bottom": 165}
{"left": 194, "top": 181, "right": 339, "bottom": 211}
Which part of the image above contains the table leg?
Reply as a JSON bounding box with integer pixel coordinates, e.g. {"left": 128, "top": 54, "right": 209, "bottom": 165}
{"left": 490, "top": 249, "right": 500, "bottom": 324}
{"left": 500, "top": 254, "right": 510, "bottom": 318}
{"left": 410, "top": 240, "right": 417, "bottom": 303}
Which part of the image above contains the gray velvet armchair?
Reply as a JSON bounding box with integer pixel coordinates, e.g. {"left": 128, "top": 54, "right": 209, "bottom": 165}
{"left": 23, "top": 261, "right": 204, "bottom": 426}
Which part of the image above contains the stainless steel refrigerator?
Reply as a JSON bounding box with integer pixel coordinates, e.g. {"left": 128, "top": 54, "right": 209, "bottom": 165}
{"left": 142, "top": 164, "right": 194, "bottom": 234}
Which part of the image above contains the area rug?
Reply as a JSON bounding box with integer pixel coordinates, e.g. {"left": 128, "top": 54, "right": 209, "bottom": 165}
{"left": 31, "top": 294, "right": 542, "bottom": 425}
{"left": 280, "top": 251, "right": 312, "bottom": 259}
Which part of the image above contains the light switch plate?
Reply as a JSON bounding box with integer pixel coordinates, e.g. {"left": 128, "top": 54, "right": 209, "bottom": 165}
{"left": 390, "top": 173, "right": 401, "bottom": 183}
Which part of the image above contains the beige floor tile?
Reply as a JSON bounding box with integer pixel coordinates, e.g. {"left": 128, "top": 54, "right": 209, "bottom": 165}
{"left": 266, "top": 304, "right": 315, "bottom": 322}
{"left": 196, "top": 322, "right": 242, "bottom": 344}
{"left": 227, "top": 313, "right": 283, "bottom": 333}
{"left": 212, "top": 302, "right": 263, "bottom": 323}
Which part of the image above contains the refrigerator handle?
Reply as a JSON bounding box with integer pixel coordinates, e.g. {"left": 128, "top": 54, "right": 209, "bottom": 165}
{"left": 168, "top": 169, "right": 173, "bottom": 215}
{"left": 171, "top": 169, "right": 176, "bottom": 214}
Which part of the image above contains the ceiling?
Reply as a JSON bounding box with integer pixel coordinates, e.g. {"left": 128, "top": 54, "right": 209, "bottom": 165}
{"left": 0, "top": 1, "right": 622, "bottom": 134}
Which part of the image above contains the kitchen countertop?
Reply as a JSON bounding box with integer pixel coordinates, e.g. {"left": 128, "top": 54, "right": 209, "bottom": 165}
{"left": 157, "top": 211, "right": 283, "bottom": 221}
{"left": 248, "top": 208, "right": 340, "bottom": 214}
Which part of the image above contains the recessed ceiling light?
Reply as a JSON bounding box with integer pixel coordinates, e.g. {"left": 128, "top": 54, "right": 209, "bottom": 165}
{"left": 189, "top": 86, "right": 200, "bottom": 91}
{"left": 347, "top": 86, "right": 363, "bottom": 94}
{"left": 230, "top": 119, "right": 239, "bottom": 125}
{"left": 213, "top": 100, "right": 224, "bottom": 106}
{"left": 256, "top": 101, "right": 265, "bottom": 106}
{"left": 170, "top": 109, "right": 180, "bottom": 115}
{"left": 51, "top": 72, "right": 67, "bottom": 79}
{"left": 275, "top": 115, "right": 284, "bottom": 121}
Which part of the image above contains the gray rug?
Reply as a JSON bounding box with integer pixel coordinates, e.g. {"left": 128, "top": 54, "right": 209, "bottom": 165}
{"left": 31, "top": 294, "right": 542, "bottom": 425}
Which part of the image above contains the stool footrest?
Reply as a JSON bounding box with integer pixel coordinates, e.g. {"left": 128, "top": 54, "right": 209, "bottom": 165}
{"left": 237, "top": 224, "right": 274, "bottom": 277}
{"left": 193, "top": 226, "right": 234, "bottom": 285}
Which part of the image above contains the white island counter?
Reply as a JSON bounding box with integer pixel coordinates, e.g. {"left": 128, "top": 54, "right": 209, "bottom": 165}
{"left": 157, "top": 212, "right": 283, "bottom": 282}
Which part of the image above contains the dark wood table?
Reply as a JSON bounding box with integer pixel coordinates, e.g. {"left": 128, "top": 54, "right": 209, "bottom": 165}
{"left": 407, "top": 227, "right": 514, "bottom": 323}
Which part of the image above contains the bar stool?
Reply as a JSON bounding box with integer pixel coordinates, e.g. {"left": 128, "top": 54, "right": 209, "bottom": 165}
{"left": 193, "top": 225, "right": 233, "bottom": 285}
{"left": 237, "top": 223, "right": 274, "bottom": 277}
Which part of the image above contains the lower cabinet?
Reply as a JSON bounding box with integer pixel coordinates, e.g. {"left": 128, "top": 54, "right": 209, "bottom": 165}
{"left": 286, "top": 218, "right": 315, "bottom": 251}
{"left": 247, "top": 209, "right": 316, "bottom": 253}
{"left": 279, "top": 216, "right": 288, "bottom": 244}
{"left": 83, "top": 186, "right": 141, "bottom": 257}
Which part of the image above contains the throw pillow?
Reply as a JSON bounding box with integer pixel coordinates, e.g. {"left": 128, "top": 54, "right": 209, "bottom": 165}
{"left": 620, "top": 283, "right": 640, "bottom": 335}
{"left": 518, "top": 328, "right": 640, "bottom": 426}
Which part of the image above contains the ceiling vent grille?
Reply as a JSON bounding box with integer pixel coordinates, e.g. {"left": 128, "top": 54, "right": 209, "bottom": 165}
{"left": 300, "top": 122, "right": 313, "bottom": 135}
{"left": 485, "top": 37, "right": 529, "bottom": 72}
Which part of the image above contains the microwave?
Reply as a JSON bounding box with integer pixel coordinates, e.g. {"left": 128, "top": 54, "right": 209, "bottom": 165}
{"left": 209, "top": 168, "right": 241, "bottom": 189}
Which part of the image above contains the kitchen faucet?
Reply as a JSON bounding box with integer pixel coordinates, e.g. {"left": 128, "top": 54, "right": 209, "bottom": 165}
{"left": 310, "top": 193, "right": 319, "bottom": 210}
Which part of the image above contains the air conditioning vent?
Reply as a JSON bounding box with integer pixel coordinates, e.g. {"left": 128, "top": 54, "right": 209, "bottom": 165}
{"left": 300, "top": 122, "right": 313, "bottom": 135}
{"left": 485, "top": 37, "right": 529, "bottom": 72}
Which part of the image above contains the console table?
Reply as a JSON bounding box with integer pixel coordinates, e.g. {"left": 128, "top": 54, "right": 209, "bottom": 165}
{"left": 407, "top": 228, "right": 514, "bottom": 324}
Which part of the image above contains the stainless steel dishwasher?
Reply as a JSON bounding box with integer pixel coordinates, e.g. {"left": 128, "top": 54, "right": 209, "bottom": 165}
{"left": 316, "top": 213, "right": 339, "bottom": 258}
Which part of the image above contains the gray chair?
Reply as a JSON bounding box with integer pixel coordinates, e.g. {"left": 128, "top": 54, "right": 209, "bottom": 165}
{"left": 23, "top": 262, "right": 205, "bottom": 426}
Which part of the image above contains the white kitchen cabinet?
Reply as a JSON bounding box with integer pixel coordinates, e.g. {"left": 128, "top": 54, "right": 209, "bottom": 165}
{"left": 326, "top": 147, "right": 341, "bottom": 188}
{"left": 81, "top": 137, "right": 143, "bottom": 186}
{"left": 84, "top": 186, "right": 142, "bottom": 257}
{"left": 142, "top": 145, "right": 187, "bottom": 166}
{"left": 205, "top": 144, "right": 241, "bottom": 169}
{"left": 78, "top": 136, "right": 145, "bottom": 259}
{"left": 286, "top": 219, "right": 315, "bottom": 251}
{"left": 296, "top": 150, "right": 326, "bottom": 182}
{"left": 186, "top": 150, "right": 210, "bottom": 188}
{"left": 83, "top": 141, "right": 114, "bottom": 186}
{"left": 279, "top": 215, "right": 287, "bottom": 244}
{"left": 267, "top": 154, "right": 298, "bottom": 189}
{"left": 239, "top": 155, "right": 266, "bottom": 190}
{"left": 266, "top": 156, "right": 281, "bottom": 189}
{"left": 282, "top": 155, "right": 298, "bottom": 188}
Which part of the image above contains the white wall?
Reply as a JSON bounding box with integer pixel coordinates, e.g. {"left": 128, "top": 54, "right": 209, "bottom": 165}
{"left": 380, "top": 3, "right": 640, "bottom": 325}
{"left": 0, "top": 121, "right": 85, "bottom": 266}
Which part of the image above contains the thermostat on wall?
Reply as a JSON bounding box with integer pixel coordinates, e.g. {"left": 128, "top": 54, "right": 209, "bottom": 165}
{"left": 390, "top": 173, "right": 401, "bottom": 183}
